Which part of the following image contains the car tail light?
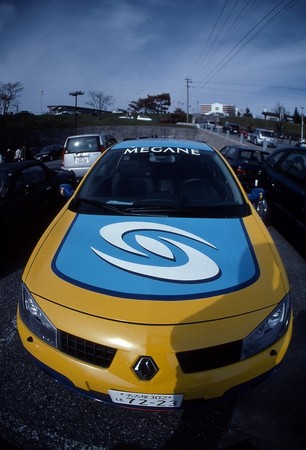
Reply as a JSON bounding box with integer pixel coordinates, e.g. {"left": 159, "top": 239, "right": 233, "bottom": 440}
{"left": 100, "top": 145, "right": 105, "bottom": 153}
{"left": 61, "top": 148, "right": 66, "bottom": 167}
{"left": 236, "top": 167, "right": 247, "bottom": 176}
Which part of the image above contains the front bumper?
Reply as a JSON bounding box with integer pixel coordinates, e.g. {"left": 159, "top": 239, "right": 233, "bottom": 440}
{"left": 17, "top": 308, "right": 293, "bottom": 408}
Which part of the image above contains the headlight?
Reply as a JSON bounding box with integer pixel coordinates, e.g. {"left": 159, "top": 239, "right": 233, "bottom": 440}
{"left": 19, "top": 283, "right": 57, "bottom": 347}
{"left": 241, "top": 293, "right": 291, "bottom": 359}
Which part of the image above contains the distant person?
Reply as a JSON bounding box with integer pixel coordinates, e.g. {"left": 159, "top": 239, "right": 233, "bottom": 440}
{"left": 6, "top": 148, "right": 14, "bottom": 163}
{"left": 21, "top": 145, "right": 27, "bottom": 160}
{"left": 14, "top": 147, "right": 22, "bottom": 161}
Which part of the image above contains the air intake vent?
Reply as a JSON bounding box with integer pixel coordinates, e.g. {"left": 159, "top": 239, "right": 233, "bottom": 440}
{"left": 177, "top": 340, "right": 243, "bottom": 373}
{"left": 58, "top": 331, "right": 117, "bottom": 368}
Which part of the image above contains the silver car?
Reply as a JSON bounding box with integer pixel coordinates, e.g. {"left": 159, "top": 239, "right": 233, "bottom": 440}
{"left": 248, "top": 128, "right": 277, "bottom": 148}
{"left": 63, "top": 134, "right": 117, "bottom": 179}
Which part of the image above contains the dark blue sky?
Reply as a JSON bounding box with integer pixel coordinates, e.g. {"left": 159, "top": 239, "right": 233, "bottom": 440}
{"left": 1, "top": 0, "right": 305, "bottom": 116}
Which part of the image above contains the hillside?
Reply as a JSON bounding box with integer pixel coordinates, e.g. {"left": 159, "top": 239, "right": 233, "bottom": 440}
{"left": 0, "top": 113, "right": 301, "bottom": 154}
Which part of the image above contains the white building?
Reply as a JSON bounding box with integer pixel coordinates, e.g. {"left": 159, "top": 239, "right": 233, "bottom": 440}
{"left": 200, "top": 102, "right": 236, "bottom": 116}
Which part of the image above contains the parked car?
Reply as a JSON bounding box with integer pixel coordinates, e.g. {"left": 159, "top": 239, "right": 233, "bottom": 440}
{"left": 219, "top": 145, "right": 269, "bottom": 191}
{"left": 222, "top": 122, "right": 241, "bottom": 135}
{"left": 201, "top": 120, "right": 216, "bottom": 130}
{"left": 0, "top": 160, "right": 76, "bottom": 237}
{"left": 137, "top": 115, "right": 152, "bottom": 121}
{"left": 17, "top": 138, "right": 292, "bottom": 410}
{"left": 62, "top": 134, "right": 117, "bottom": 179}
{"left": 112, "top": 109, "right": 126, "bottom": 114}
{"left": 34, "top": 144, "right": 63, "bottom": 162}
{"left": 295, "top": 140, "right": 306, "bottom": 148}
{"left": 258, "top": 146, "right": 306, "bottom": 241}
{"left": 119, "top": 115, "right": 133, "bottom": 119}
{"left": 248, "top": 128, "right": 277, "bottom": 147}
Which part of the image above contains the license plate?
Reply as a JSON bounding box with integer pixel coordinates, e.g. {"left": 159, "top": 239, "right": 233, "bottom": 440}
{"left": 109, "top": 390, "right": 183, "bottom": 408}
{"left": 75, "top": 156, "right": 89, "bottom": 163}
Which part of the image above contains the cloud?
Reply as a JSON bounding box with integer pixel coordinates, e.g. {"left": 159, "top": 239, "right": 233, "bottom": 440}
{"left": 0, "top": 0, "right": 305, "bottom": 115}
{"left": 0, "top": 2, "right": 15, "bottom": 31}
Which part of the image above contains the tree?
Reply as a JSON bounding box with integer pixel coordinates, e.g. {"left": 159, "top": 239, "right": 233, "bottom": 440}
{"left": 0, "top": 81, "right": 24, "bottom": 114}
{"left": 171, "top": 107, "right": 186, "bottom": 122}
{"left": 273, "top": 102, "right": 289, "bottom": 119}
{"left": 129, "top": 93, "right": 171, "bottom": 114}
{"left": 151, "top": 93, "right": 171, "bottom": 114}
{"left": 86, "top": 90, "right": 114, "bottom": 112}
{"left": 243, "top": 107, "right": 253, "bottom": 118}
{"left": 293, "top": 107, "right": 301, "bottom": 124}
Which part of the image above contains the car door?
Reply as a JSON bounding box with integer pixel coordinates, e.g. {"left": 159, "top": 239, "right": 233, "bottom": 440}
{"left": 12, "top": 164, "right": 55, "bottom": 224}
{"left": 265, "top": 150, "right": 306, "bottom": 232}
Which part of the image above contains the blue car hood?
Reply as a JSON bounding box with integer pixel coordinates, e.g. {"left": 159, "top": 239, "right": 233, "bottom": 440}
{"left": 51, "top": 214, "right": 260, "bottom": 301}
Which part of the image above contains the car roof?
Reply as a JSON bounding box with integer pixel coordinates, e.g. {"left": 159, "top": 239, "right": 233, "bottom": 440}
{"left": 271, "top": 146, "right": 306, "bottom": 153}
{"left": 0, "top": 160, "right": 45, "bottom": 172}
{"left": 111, "top": 138, "right": 215, "bottom": 152}
{"left": 66, "top": 134, "right": 115, "bottom": 139}
{"left": 221, "top": 145, "right": 269, "bottom": 153}
{"left": 256, "top": 128, "right": 274, "bottom": 132}
{"left": 66, "top": 134, "right": 101, "bottom": 138}
{"left": 36, "top": 147, "right": 54, "bottom": 152}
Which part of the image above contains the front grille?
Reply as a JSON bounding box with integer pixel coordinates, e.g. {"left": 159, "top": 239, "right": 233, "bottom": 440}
{"left": 176, "top": 340, "right": 243, "bottom": 373}
{"left": 58, "top": 331, "right": 117, "bottom": 368}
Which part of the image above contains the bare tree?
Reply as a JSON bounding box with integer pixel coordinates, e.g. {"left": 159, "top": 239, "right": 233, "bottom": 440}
{"left": 86, "top": 90, "right": 114, "bottom": 113}
{"left": 0, "top": 81, "right": 24, "bottom": 114}
{"left": 273, "top": 102, "right": 290, "bottom": 119}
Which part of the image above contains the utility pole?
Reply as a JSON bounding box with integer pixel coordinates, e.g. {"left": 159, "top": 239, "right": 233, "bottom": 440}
{"left": 69, "top": 90, "right": 84, "bottom": 134}
{"left": 185, "top": 77, "right": 192, "bottom": 123}
{"left": 301, "top": 105, "right": 304, "bottom": 142}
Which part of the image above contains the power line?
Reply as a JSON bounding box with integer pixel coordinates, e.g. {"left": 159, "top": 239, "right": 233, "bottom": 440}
{"left": 192, "top": 0, "right": 300, "bottom": 95}
{"left": 179, "top": 0, "right": 300, "bottom": 112}
{"left": 188, "top": 0, "right": 231, "bottom": 78}
{"left": 205, "top": 0, "right": 257, "bottom": 69}
{"left": 190, "top": 0, "right": 258, "bottom": 80}
{"left": 197, "top": 0, "right": 299, "bottom": 89}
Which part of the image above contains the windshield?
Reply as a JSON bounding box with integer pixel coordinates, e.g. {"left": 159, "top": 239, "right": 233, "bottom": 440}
{"left": 240, "top": 150, "right": 268, "bottom": 163}
{"left": 66, "top": 136, "right": 100, "bottom": 153}
{"left": 71, "top": 143, "right": 248, "bottom": 218}
{"left": 261, "top": 131, "right": 274, "bottom": 137}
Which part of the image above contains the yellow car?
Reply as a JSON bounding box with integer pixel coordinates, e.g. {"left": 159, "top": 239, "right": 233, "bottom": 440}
{"left": 17, "top": 139, "right": 292, "bottom": 409}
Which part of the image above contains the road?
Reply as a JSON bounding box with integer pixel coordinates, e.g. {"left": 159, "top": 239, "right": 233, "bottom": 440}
{"left": 215, "top": 128, "right": 295, "bottom": 150}
{"left": 1, "top": 219, "right": 306, "bottom": 449}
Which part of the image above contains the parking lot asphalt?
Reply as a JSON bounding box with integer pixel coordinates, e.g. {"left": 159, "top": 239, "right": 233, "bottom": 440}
{"left": 1, "top": 209, "right": 306, "bottom": 449}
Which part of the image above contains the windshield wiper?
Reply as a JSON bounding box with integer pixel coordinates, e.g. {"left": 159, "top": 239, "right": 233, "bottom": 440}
{"left": 74, "top": 197, "right": 130, "bottom": 215}
{"left": 125, "top": 204, "right": 209, "bottom": 217}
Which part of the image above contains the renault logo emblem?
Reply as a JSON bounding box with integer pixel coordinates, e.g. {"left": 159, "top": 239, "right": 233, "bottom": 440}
{"left": 132, "top": 356, "right": 159, "bottom": 381}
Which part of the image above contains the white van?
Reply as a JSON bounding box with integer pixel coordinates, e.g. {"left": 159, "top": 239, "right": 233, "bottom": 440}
{"left": 63, "top": 134, "right": 117, "bottom": 179}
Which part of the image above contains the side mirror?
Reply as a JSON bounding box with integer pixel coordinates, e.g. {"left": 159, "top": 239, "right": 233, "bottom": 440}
{"left": 248, "top": 188, "right": 268, "bottom": 222}
{"left": 59, "top": 183, "right": 74, "bottom": 198}
{"left": 248, "top": 187, "right": 265, "bottom": 203}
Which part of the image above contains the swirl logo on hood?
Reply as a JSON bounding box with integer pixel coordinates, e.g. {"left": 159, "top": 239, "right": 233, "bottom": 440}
{"left": 91, "top": 222, "right": 220, "bottom": 282}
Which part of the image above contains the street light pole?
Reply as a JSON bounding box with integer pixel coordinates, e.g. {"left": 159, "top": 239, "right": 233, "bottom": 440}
{"left": 69, "top": 91, "right": 84, "bottom": 134}
{"left": 40, "top": 90, "right": 44, "bottom": 114}
{"left": 301, "top": 105, "right": 304, "bottom": 142}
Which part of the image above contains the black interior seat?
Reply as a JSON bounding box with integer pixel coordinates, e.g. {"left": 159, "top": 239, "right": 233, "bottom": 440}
{"left": 179, "top": 179, "right": 220, "bottom": 203}
{"left": 112, "top": 160, "right": 153, "bottom": 197}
